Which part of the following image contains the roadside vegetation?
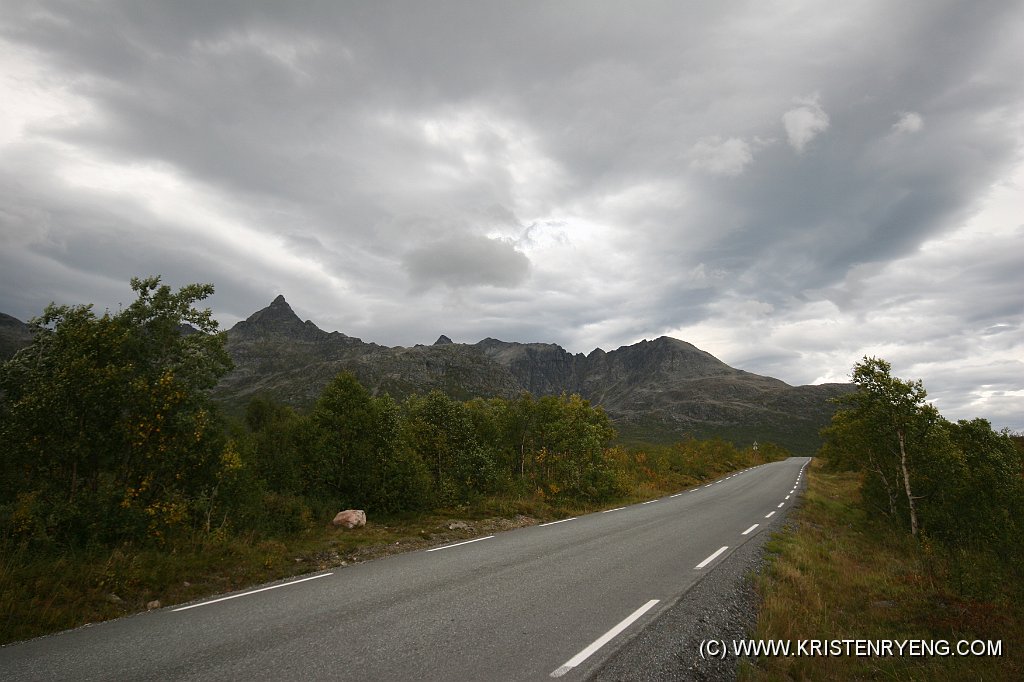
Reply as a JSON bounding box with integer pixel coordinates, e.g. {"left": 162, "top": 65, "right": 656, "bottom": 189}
{"left": 0, "top": 277, "right": 788, "bottom": 644}
{"left": 743, "top": 358, "right": 1024, "bottom": 680}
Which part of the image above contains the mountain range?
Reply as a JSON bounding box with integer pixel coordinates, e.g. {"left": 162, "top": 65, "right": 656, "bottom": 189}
{"left": 0, "top": 296, "right": 852, "bottom": 453}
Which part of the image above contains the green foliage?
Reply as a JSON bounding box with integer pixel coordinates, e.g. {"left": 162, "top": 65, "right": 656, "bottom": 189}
{"left": 243, "top": 397, "right": 306, "bottom": 495}
{"left": 820, "top": 357, "right": 1024, "bottom": 589}
{"left": 822, "top": 357, "right": 939, "bottom": 535}
{"left": 925, "top": 419, "right": 1023, "bottom": 554}
{"left": 305, "top": 374, "right": 432, "bottom": 514}
{"left": 0, "top": 277, "right": 233, "bottom": 547}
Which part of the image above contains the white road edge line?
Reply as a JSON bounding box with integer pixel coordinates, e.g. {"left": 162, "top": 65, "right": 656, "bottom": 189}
{"left": 742, "top": 524, "right": 759, "bottom": 535}
{"left": 765, "top": 511, "right": 776, "bottom": 518}
{"left": 670, "top": 493, "right": 682, "bottom": 498}
{"left": 426, "top": 535, "right": 495, "bottom": 552}
{"left": 642, "top": 500, "right": 657, "bottom": 505}
{"left": 602, "top": 507, "right": 626, "bottom": 513}
{"left": 540, "top": 517, "right": 577, "bottom": 527}
{"left": 785, "top": 495, "right": 791, "bottom": 500}
{"left": 550, "top": 599, "right": 660, "bottom": 677}
{"left": 172, "top": 573, "right": 333, "bottom": 612}
{"left": 777, "top": 502, "right": 785, "bottom": 508}
{"left": 695, "top": 546, "right": 729, "bottom": 569}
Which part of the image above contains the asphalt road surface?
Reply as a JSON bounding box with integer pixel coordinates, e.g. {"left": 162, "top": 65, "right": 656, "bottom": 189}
{"left": 1, "top": 457, "right": 809, "bottom": 681}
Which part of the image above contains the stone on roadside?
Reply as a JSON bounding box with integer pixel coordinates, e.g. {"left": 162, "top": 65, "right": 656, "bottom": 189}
{"left": 332, "top": 509, "right": 367, "bottom": 529}
{"left": 146, "top": 600, "right": 161, "bottom": 610}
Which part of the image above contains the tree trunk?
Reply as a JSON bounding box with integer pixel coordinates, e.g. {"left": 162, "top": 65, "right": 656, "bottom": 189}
{"left": 897, "top": 429, "right": 919, "bottom": 537}
{"left": 520, "top": 433, "right": 526, "bottom": 480}
{"left": 872, "top": 464, "right": 898, "bottom": 519}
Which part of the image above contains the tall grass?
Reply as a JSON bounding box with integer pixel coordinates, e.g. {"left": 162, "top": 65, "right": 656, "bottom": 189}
{"left": 741, "top": 459, "right": 1023, "bottom": 680}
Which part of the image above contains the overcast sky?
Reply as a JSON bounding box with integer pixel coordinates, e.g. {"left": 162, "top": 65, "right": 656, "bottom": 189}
{"left": 1, "top": 1, "right": 1022, "bottom": 430}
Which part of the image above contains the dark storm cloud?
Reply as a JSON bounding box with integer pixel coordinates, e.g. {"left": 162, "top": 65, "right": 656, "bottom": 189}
{"left": 1, "top": 0, "right": 1022, "bottom": 428}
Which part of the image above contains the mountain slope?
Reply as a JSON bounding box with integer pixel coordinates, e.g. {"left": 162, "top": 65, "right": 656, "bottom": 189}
{"left": 0, "top": 298, "right": 850, "bottom": 452}
{"left": 212, "top": 297, "right": 851, "bottom": 452}
{"left": 0, "top": 313, "right": 34, "bottom": 362}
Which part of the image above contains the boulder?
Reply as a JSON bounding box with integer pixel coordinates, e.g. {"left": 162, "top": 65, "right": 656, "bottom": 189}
{"left": 332, "top": 509, "right": 367, "bottom": 529}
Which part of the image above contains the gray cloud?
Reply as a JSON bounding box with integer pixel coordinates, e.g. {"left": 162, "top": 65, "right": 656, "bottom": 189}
{"left": 1, "top": 0, "right": 1022, "bottom": 429}
{"left": 783, "top": 95, "right": 830, "bottom": 153}
{"left": 403, "top": 235, "right": 530, "bottom": 289}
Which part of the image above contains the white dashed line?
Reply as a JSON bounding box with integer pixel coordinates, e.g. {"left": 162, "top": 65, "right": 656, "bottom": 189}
{"left": 539, "top": 518, "right": 577, "bottom": 527}
{"left": 765, "top": 511, "right": 776, "bottom": 518}
{"left": 742, "top": 524, "right": 759, "bottom": 535}
{"left": 695, "top": 546, "right": 729, "bottom": 569}
{"left": 550, "top": 599, "right": 660, "bottom": 677}
{"left": 602, "top": 507, "right": 626, "bottom": 513}
{"left": 777, "top": 502, "right": 785, "bottom": 508}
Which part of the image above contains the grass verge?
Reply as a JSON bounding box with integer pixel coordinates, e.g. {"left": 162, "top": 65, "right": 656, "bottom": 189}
{"left": 1, "top": 460, "right": 749, "bottom": 645}
{"left": 741, "top": 458, "right": 1022, "bottom": 680}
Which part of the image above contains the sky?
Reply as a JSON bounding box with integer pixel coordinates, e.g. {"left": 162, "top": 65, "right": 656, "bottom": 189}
{"left": 1, "top": 1, "right": 1022, "bottom": 431}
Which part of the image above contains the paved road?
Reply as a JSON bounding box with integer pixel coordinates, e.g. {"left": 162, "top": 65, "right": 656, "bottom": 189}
{"left": 1, "top": 457, "right": 809, "bottom": 681}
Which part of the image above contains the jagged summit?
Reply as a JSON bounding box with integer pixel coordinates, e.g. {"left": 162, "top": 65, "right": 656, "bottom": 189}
{"left": 0, "top": 294, "right": 852, "bottom": 452}
{"left": 205, "top": 298, "right": 854, "bottom": 453}
{"left": 232, "top": 295, "right": 324, "bottom": 340}
{"left": 246, "top": 295, "right": 300, "bottom": 322}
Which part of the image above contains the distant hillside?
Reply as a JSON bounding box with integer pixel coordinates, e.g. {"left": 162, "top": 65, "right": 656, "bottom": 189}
{"left": 0, "top": 298, "right": 852, "bottom": 452}
{"left": 212, "top": 296, "right": 852, "bottom": 453}
{"left": 0, "top": 313, "right": 34, "bottom": 362}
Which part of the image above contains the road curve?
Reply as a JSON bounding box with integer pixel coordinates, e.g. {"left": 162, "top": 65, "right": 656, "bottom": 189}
{"left": 1, "top": 457, "right": 810, "bottom": 681}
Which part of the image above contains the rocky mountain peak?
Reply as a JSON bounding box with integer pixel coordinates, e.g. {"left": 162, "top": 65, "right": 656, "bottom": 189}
{"left": 204, "top": 297, "right": 852, "bottom": 453}
{"left": 231, "top": 295, "right": 323, "bottom": 339}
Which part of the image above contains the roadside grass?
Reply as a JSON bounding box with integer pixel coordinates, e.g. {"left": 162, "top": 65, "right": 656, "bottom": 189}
{"left": 0, "top": 500, "right": 545, "bottom": 645}
{"left": 741, "top": 458, "right": 1023, "bottom": 680}
{"left": 1, "top": 462, "right": 742, "bottom": 645}
{"left": 2, "top": 440, "right": 788, "bottom": 646}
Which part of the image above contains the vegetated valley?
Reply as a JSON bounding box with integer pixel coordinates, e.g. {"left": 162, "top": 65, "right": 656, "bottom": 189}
{"left": 0, "top": 279, "right": 821, "bottom": 643}
{"left": 2, "top": 278, "right": 1021, "bottom": 680}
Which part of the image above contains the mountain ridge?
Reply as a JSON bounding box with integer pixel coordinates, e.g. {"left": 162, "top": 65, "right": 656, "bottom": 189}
{"left": 214, "top": 296, "right": 852, "bottom": 452}
{"left": 0, "top": 297, "right": 851, "bottom": 452}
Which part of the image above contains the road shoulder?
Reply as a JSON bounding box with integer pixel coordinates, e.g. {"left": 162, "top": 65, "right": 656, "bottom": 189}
{"left": 589, "top": 522, "right": 782, "bottom": 681}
